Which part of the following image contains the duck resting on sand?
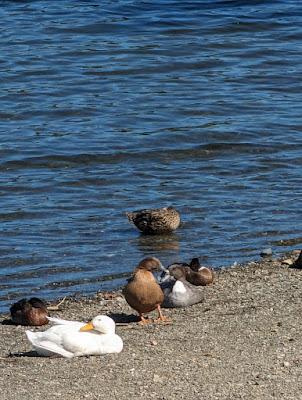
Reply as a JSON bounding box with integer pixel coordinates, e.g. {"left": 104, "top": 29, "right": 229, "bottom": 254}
{"left": 122, "top": 257, "right": 169, "bottom": 324}
{"left": 186, "top": 258, "right": 215, "bottom": 286}
{"left": 26, "top": 315, "right": 123, "bottom": 358}
{"left": 126, "top": 206, "right": 180, "bottom": 234}
{"left": 159, "top": 265, "right": 205, "bottom": 308}
{"left": 163, "top": 258, "right": 214, "bottom": 286}
{"left": 10, "top": 297, "right": 49, "bottom": 326}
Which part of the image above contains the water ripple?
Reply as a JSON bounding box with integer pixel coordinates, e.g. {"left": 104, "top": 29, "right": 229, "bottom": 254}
{"left": 0, "top": 0, "right": 301, "bottom": 311}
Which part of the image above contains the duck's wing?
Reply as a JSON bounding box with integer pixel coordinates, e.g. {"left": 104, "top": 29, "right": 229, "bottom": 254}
{"left": 29, "top": 297, "right": 48, "bottom": 310}
{"left": 160, "top": 279, "right": 177, "bottom": 308}
{"left": 181, "top": 282, "right": 204, "bottom": 306}
{"left": 26, "top": 330, "right": 74, "bottom": 358}
{"left": 127, "top": 211, "right": 152, "bottom": 231}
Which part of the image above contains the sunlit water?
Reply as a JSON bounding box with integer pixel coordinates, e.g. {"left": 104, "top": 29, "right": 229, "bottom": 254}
{"left": 0, "top": 0, "right": 301, "bottom": 312}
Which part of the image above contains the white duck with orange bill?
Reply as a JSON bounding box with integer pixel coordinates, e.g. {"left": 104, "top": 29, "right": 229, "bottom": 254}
{"left": 26, "top": 315, "right": 123, "bottom": 358}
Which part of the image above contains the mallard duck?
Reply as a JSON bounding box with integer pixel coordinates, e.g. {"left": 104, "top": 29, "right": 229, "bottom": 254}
{"left": 26, "top": 315, "right": 123, "bottom": 358}
{"left": 10, "top": 297, "right": 49, "bottom": 326}
{"left": 122, "top": 257, "right": 169, "bottom": 324}
{"left": 159, "top": 265, "right": 204, "bottom": 308}
{"left": 126, "top": 206, "right": 180, "bottom": 234}
{"left": 185, "top": 258, "right": 215, "bottom": 286}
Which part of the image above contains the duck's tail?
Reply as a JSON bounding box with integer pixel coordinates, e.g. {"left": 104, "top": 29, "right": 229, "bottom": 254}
{"left": 25, "top": 330, "right": 74, "bottom": 358}
{"left": 126, "top": 211, "right": 135, "bottom": 222}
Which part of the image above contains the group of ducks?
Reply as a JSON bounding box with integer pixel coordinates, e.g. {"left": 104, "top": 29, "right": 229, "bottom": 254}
{"left": 123, "top": 255, "right": 214, "bottom": 323}
{"left": 8, "top": 206, "right": 214, "bottom": 358}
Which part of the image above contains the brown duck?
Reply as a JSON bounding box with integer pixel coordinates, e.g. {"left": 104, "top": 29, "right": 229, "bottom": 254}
{"left": 164, "top": 258, "right": 214, "bottom": 286}
{"left": 126, "top": 206, "right": 180, "bottom": 234}
{"left": 10, "top": 297, "right": 49, "bottom": 326}
{"left": 122, "top": 257, "right": 168, "bottom": 324}
{"left": 185, "top": 258, "right": 215, "bottom": 286}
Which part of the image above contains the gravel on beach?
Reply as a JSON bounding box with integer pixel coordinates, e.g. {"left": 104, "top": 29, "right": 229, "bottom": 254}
{"left": 1, "top": 251, "right": 301, "bottom": 400}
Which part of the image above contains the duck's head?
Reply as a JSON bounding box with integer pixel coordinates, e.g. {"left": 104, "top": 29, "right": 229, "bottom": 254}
{"left": 136, "top": 257, "right": 166, "bottom": 273}
{"left": 10, "top": 298, "right": 30, "bottom": 314}
{"left": 159, "top": 263, "right": 187, "bottom": 283}
{"left": 169, "top": 265, "right": 187, "bottom": 280}
{"left": 80, "top": 315, "right": 115, "bottom": 334}
{"left": 189, "top": 258, "right": 201, "bottom": 272}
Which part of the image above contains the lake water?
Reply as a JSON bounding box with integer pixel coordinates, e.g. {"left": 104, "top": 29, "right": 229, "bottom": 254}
{"left": 0, "top": 0, "right": 301, "bottom": 312}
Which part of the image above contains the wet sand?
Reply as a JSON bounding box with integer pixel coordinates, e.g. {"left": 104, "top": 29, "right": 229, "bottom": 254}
{"left": 1, "top": 251, "right": 301, "bottom": 400}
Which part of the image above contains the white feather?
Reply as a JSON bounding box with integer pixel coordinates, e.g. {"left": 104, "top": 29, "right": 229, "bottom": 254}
{"left": 172, "top": 281, "right": 187, "bottom": 294}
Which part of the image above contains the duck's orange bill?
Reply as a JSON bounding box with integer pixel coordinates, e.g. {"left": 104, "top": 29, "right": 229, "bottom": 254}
{"left": 80, "top": 321, "right": 94, "bottom": 332}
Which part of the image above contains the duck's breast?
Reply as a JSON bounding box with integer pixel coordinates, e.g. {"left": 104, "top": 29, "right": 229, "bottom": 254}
{"left": 124, "top": 270, "right": 164, "bottom": 309}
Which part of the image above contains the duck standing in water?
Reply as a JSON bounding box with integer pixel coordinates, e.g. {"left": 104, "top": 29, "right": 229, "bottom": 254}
{"left": 123, "top": 257, "right": 169, "bottom": 324}
{"left": 10, "top": 297, "right": 49, "bottom": 326}
{"left": 26, "top": 315, "right": 123, "bottom": 358}
{"left": 126, "top": 206, "right": 180, "bottom": 234}
{"left": 159, "top": 265, "right": 205, "bottom": 308}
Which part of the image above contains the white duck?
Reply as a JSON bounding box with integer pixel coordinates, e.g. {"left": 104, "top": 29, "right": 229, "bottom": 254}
{"left": 26, "top": 315, "right": 123, "bottom": 358}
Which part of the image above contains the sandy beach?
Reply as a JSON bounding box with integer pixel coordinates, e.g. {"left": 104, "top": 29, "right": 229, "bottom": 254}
{"left": 1, "top": 251, "right": 301, "bottom": 400}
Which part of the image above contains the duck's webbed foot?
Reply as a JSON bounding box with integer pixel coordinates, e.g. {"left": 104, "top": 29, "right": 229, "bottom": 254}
{"left": 138, "top": 314, "right": 153, "bottom": 325}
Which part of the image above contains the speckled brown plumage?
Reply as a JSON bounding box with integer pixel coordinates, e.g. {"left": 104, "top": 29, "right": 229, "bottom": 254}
{"left": 10, "top": 297, "right": 49, "bottom": 326}
{"left": 126, "top": 206, "right": 180, "bottom": 234}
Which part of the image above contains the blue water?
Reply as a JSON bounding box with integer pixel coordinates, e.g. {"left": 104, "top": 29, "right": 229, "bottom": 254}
{"left": 0, "top": 0, "right": 301, "bottom": 312}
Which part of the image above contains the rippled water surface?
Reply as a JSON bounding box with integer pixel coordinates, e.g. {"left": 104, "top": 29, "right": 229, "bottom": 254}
{"left": 0, "top": 0, "right": 301, "bottom": 312}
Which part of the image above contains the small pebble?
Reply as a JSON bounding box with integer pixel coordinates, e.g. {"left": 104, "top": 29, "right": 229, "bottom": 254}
{"left": 282, "top": 259, "right": 293, "bottom": 266}
{"left": 116, "top": 297, "right": 126, "bottom": 303}
{"left": 283, "top": 361, "right": 290, "bottom": 368}
{"left": 153, "top": 374, "right": 162, "bottom": 383}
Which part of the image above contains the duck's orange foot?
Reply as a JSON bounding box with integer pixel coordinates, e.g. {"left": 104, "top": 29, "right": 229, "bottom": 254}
{"left": 138, "top": 315, "right": 153, "bottom": 325}
{"left": 154, "top": 315, "right": 172, "bottom": 324}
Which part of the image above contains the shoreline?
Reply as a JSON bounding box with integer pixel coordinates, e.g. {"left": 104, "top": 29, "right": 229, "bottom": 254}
{"left": 1, "top": 250, "right": 301, "bottom": 400}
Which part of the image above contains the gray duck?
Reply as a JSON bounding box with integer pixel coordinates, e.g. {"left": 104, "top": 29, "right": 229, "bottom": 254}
{"left": 159, "top": 265, "right": 205, "bottom": 308}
